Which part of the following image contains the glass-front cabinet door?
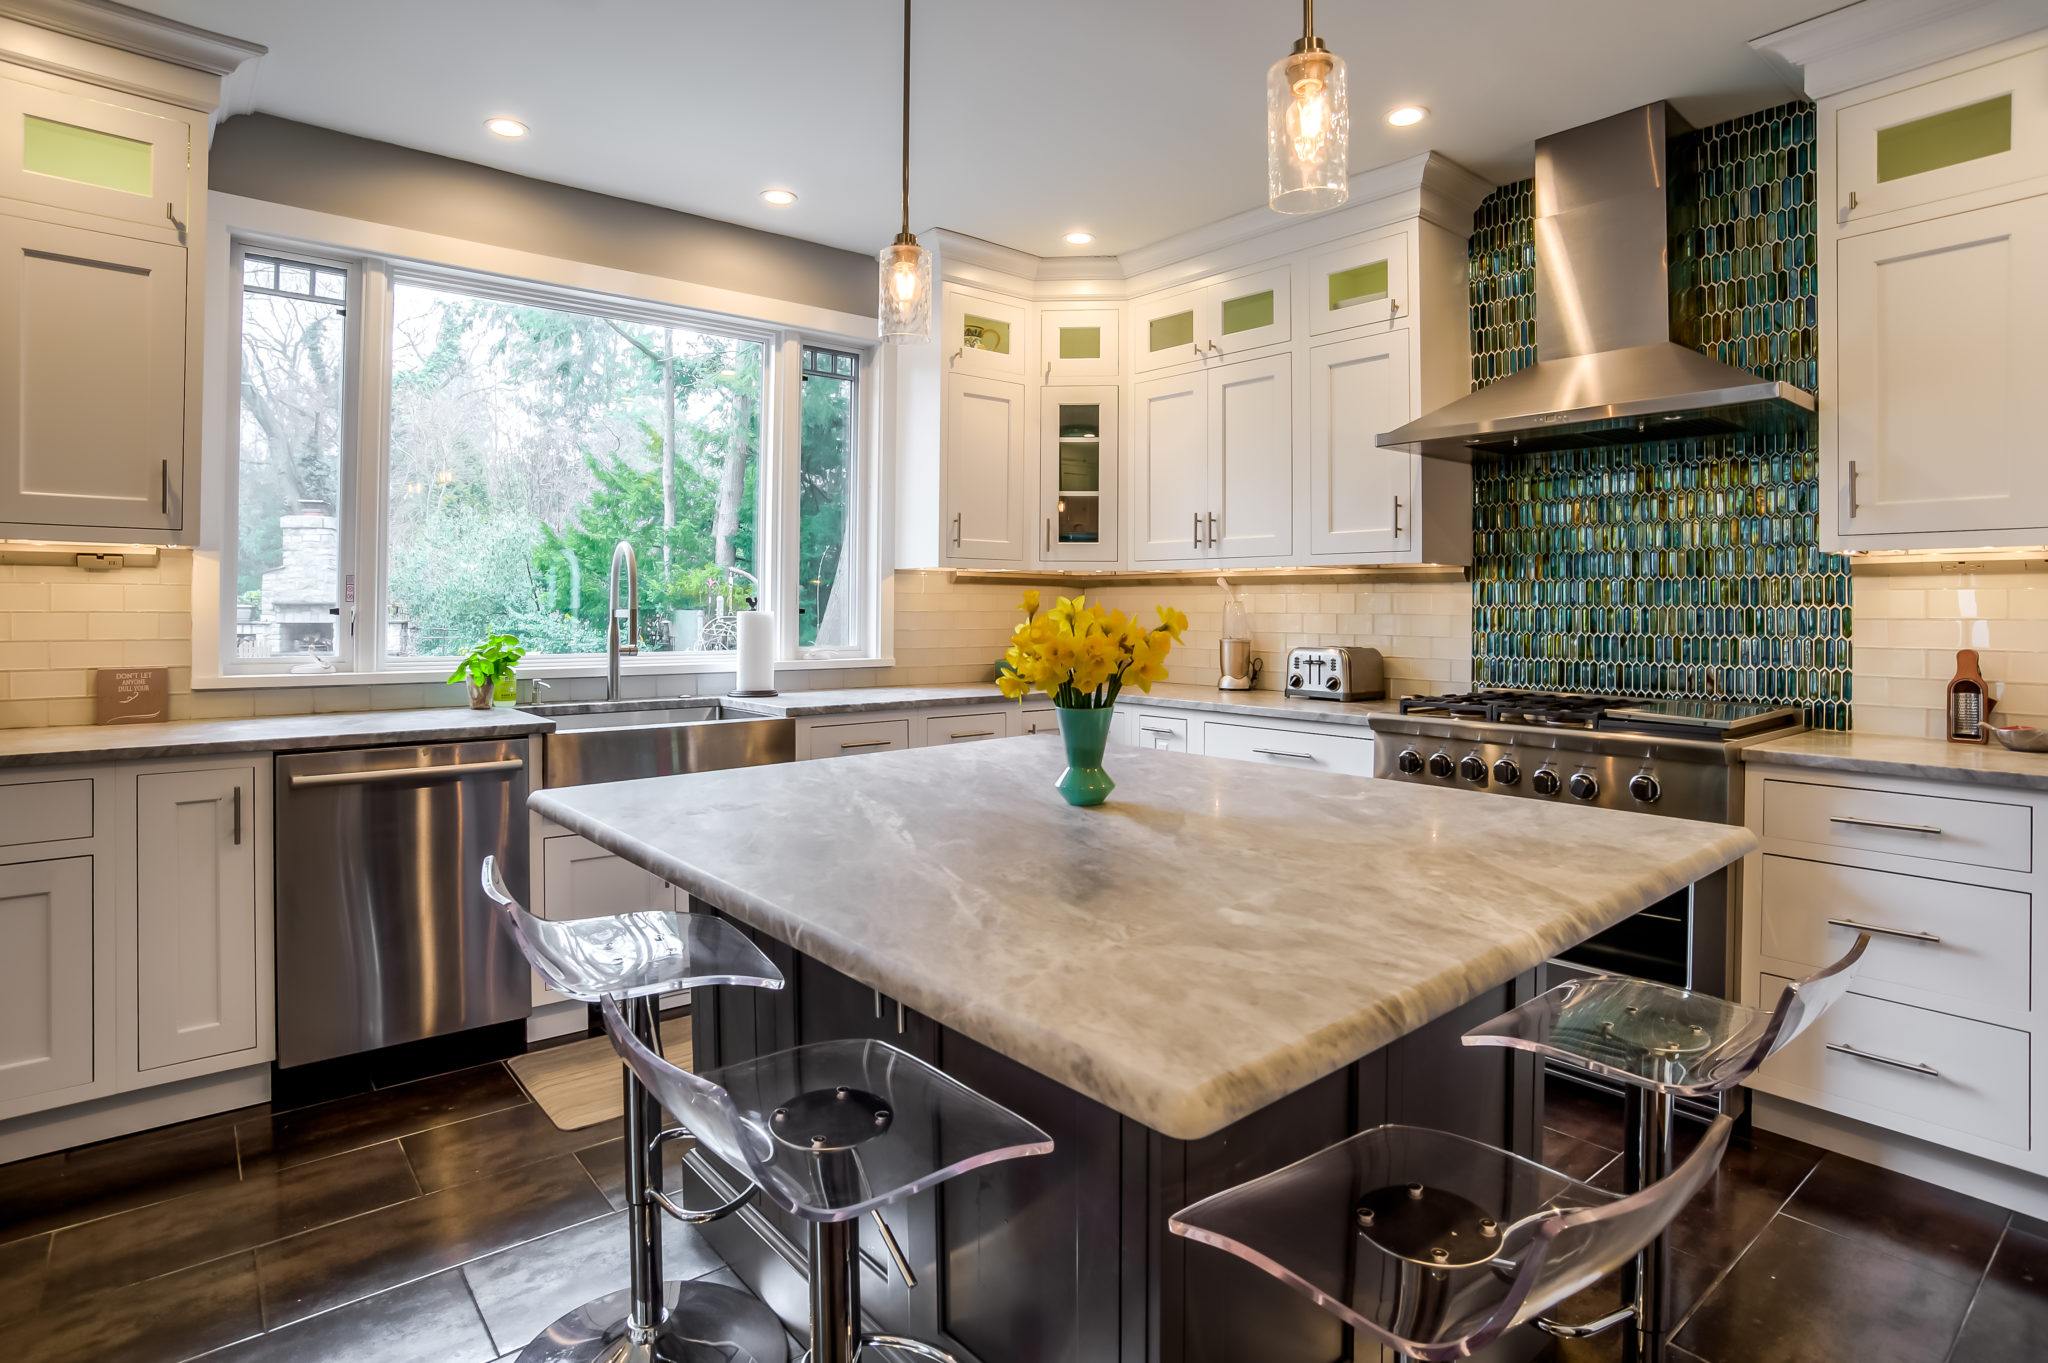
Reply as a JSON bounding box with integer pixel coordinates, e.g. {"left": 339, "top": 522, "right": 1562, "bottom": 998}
{"left": 1039, "top": 386, "right": 1118, "bottom": 564}
{"left": 941, "top": 285, "right": 1027, "bottom": 380}
{"left": 1306, "top": 228, "right": 1411, "bottom": 336}
{"left": 1039, "top": 306, "right": 1119, "bottom": 381}
{"left": 0, "top": 76, "right": 192, "bottom": 239}
{"left": 1131, "top": 284, "right": 1206, "bottom": 375}
{"left": 1209, "top": 262, "right": 1293, "bottom": 357}
{"left": 1836, "top": 45, "right": 2046, "bottom": 225}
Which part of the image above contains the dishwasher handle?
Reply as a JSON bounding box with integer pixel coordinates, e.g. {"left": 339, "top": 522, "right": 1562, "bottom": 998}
{"left": 288, "top": 757, "right": 526, "bottom": 788}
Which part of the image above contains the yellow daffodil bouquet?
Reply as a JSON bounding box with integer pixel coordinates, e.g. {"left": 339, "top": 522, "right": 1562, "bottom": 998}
{"left": 995, "top": 590, "right": 1188, "bottom": 709}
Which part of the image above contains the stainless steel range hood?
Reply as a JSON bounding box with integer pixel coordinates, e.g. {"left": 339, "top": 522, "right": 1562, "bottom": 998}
{"left": 1378, "top": 102, "right": 1815, "bottom": 461}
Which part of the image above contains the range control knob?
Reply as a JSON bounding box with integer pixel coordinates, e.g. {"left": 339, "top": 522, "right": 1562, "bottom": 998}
{"left": 1426, "top": 751, "right": 1455, "bottom": 780}
{"left": 1326, "top": 676, "right": 1341, "bottom": 691}
{"left": 1629, "top": 772, "right": 1662, "bottom": 804}
{"left": 1396, "top": 749, "right": 1424, "bottom": 775}
{"left": 1531, "top": 767, "right": 1562, "bottom": 796}
{"left": 1459, "top": 754, "right": 1489, "bottom": 785}
{"left": 1289, "top": 673, "right": 1304, "bottom": 689}
{"left": 1568, "top": 771, "right": 1600, "bottom": 801}
{"left": 1492, "top": 757, "right": 1521, "bottom": 786}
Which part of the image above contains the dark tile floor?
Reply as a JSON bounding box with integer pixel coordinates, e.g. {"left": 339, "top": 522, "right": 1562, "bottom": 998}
{"left": 1, "top": 1063, "right": 2042, "bottom": 1361}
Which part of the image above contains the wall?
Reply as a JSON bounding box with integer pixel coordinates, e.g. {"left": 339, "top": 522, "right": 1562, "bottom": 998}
{"left": 1851, "top": 559, "right": 2048, "bottom": 738}
{"left": 210, "top": 115, "right": 874, "bottom": 318}
{"left": 1466, "top": 101, "right": 1854, "bottom": 731}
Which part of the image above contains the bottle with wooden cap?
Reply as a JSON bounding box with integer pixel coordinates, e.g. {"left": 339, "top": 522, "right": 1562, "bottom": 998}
{"left": 1948, "top": 649, "right": 1994, "bottom": 743}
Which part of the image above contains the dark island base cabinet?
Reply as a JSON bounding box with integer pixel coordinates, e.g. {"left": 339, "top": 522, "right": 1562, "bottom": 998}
{"left": 687, "top": 901, "right": 1545, "bottom": 1363}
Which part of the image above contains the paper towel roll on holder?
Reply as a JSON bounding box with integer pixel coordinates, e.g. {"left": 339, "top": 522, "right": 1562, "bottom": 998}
{"left": 728, "top": 595, "right": 780, "bottom": 698}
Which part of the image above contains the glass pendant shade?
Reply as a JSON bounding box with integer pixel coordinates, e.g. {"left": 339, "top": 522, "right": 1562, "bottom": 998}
{"left": 1267, "top": 45, "right": 1350, "bottom": 214}
{"left": 878, "top": 236, "right": 932, "bottom": 342}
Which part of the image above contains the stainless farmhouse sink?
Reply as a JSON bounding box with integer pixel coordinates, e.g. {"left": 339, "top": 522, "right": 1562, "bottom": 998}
{"left": 519, "top": 699, "right": 795, "bottom": 787}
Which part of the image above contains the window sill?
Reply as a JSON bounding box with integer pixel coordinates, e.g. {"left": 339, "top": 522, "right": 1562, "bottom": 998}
{"left": 192, "top": 654, "right": 896, "bottom": 691}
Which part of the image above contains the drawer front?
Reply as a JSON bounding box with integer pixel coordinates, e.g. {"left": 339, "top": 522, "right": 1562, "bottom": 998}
{"left": 923, "top": 712, "right": 1006, "bottom": 746}
{"left": 0, "top": 778, "right": 92, "bottom": 847}
{"left": 1760, "top": 778, "right": 2031, "bottom": 873}
{"left": 1758, "top": 855, "right": 2030, "bottom": 1015}
{"left": 807, "top": 718, "right": 910, "bottom": 760}
{"left": 1202, "top": 720, "right": 1372, "bottom": 776}
{"left": 1008, "top": 704, "right": 1056, "bottom": 738}
{"left": 1837, "top": 44, "right": 2048, "bottom": 225}
{"left": 1129, "top": 712, "right": 1189, "bottom": 753}
{"left": 1759, "top": 973, "right": 2031, "bottom": 1151}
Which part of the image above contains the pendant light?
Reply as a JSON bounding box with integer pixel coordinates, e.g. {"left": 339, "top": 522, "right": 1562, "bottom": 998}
{"left": 1267, "top": 0, "right": 1350, "bottom": 213}
{"left": 878, "top": 0, "right": 932, "bottom": 341}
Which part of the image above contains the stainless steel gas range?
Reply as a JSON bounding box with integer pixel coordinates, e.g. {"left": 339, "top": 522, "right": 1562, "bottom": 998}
{"left": 1371, "top": 690, "right": 1804, "bottom": 1001}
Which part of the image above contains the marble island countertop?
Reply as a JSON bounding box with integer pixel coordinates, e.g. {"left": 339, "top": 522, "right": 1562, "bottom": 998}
{"left": 0, "top": 706, "right": 552, "bottom": 767}
{"left": 532, "top": 738, "right": 1754, "bottom": 1140}
{"left": 1746, "top": 729, "right": 2048, "bottom": 791}
{"left": 724, "top": 680, "right": 1398, "bottom": 728}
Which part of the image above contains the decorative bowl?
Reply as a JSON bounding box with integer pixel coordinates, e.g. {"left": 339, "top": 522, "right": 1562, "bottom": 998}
{"left": 1988, "top": 725, "right": 2048, "bottom": 753}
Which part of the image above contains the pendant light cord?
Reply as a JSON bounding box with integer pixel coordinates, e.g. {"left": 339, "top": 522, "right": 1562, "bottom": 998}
{"left": 899, "top": 0, "right": 912, "bottom": 237}
{"left": 1303, "top": 0, "right": 1314, "bottom": 42}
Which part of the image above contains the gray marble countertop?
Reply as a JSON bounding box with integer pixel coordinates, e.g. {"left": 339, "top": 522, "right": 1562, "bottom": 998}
{"left": 0, "top": 706, "right": 552, "bottom": 768}
{"left": 1746, "top": 730, "right": 2048, "bottom": 791}
{"left": 532, "top": 739, "right": 1754, "bottom": 1139}
{"left": 723, "top": 681, "right": 1398, "bottom": 728}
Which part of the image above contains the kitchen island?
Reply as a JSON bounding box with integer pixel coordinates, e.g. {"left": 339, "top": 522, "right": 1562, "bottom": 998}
{"left": 532, "top": 737, "right": 1755, "bottom": 1363}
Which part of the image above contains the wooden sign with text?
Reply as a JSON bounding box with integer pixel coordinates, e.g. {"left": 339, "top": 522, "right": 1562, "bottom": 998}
{"left": 93, "top": 668, "right": 169, "bottom": 725}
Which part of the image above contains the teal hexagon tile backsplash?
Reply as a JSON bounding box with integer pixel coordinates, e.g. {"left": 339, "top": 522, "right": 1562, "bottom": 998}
{"left": 1467, "top": 101, "right": 1851, "bottom": 731}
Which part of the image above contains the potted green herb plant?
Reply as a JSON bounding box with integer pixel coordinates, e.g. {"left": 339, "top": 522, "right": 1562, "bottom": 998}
{"left": 447, "top": 634, "right": 525, "bottom": 709}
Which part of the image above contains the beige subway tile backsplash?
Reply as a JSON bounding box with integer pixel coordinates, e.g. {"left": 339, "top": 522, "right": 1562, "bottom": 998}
{"left": 1852, "top": 557, "right": 2048, "bottom": 740}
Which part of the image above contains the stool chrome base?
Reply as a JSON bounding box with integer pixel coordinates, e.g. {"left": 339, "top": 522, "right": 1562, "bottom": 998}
{"left": 516, "top": 1280, "right": 787, "bottom": 1363}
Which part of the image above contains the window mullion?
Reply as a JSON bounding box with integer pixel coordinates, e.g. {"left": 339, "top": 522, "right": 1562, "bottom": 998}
{"left": 351, "top": 260, "right": 395, "bottom": 675}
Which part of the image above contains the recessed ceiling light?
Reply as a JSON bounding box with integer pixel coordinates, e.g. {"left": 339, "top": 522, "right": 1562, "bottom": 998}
{"left": 1386, "top": 105, "right": 1428, "bottom": 128}
{"left": 484, "top": 116, "right": 528, "bottom": 139}
{"left": 1063, "top": 230, "right": 1094, "bottom": 246}
{"left": 760, "top": 188, "right": 798, "bottom": 206}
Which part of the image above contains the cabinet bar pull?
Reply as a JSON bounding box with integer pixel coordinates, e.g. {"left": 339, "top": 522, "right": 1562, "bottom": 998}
{"left": 161, "top": 460, "right": 170, "bottom": 515}
{"left": 1193, "top": 513, "right": 1201, "bottom": 549}
{"left": 1207, "top": 511, "right": 1217, "bottom": 546}
{"left": 231, "top": 786, "right": 242, "bottom": 846}
{"left": 872, "top": 1208, "right": 917, "bottom": 1287}
{"left": 1392, "top": 494, "right": 1403, "bottom": 538}
{"left": 952, "top": 512, "right": 962, "bottom": 547}
{"left": 1044, "top": 517, "right": 1051, "bottom": 553}
{"left": 1826, "top": 917, "right": 1940, "bottom": 944}
{"left": 165, "top": 202, "right": 186, "bottom": 242}
{"left": 1252, "top": 748, "right": 1317, "bottom": 761}
{"left": 1843, "top": 459, "right": 1859, "bottom": 520}
{"left": 1829, "top": 815, "right": 1943, "bottom": 836}
{"left": 1140, "top": 725, "right": 1176, "bottom": 736}
{"left": 1826, "top": 1041, "right": 1939, "bottom": 1077}
{"left": 839, "top": 739, "right": 894, "bottom": 750}
{"left": 288, "top": 758, "right": 524, "bottom": 788}
{"left": 949, "top": 730, "right": 997, "bottom": 740}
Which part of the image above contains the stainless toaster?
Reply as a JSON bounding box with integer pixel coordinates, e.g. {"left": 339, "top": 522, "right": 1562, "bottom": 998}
{"left": 1283, "top": 646, "right": 1385, "bottom": 701}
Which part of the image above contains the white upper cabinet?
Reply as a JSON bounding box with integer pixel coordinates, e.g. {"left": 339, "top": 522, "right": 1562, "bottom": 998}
{"left": 1040, "top": 306, "right": 1119, "bottom": 382}
{"left": 1038, "top": 385, "right": 1118, "bottom": 564}
{"left": 1131, "top": 263, "right": 1294, "bottom": 373}
{"left": 1207, "top": 353, "right": 1292, "bottom": 560}
{"left": 1132, "top": 284, "right": 1208, "bottom": 374}
{"left": 1835, "top": 43, "right": 2048, "bottom": 226}
{"left": 135, "top": 766, "right": 259, "bottom": 1071}
{"left": 1834, "top": 197, "right": 2048, "bottom": 538}
{"left": 0, "top": 76, "right": 191, "bottom": 239}
{"left": 1309, "top": 333, "right": 1415, "bottom": 556}
{"left": 943, "top": 286, "right": 1028, "bottom": 381}
{"left": 1130, "top": 370, "right": 1210, "bottom": 564}
{"left": 943, "top": 372, "right": 1028, "bottom": 563}
{"left": 1818, "top": 30, "right": 2048, "bottom": 550}
{"left": 1305, "top": 228, "right": 1410, "bottom": 336}
{"left": 0, "top": 214, "right": 186, "bottom": 531}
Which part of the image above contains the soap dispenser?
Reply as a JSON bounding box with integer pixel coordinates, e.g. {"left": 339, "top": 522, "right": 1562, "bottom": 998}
{"left": 1947, "top": 649, "right": 1994, "bottom": 743}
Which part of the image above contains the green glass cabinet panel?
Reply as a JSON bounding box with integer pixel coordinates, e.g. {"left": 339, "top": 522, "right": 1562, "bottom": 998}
{"left": 1058, "top": 325, "right": 1102, "bottom": 360}
{"left": 1148, "top": 310, "right": 1195, "bottom": 352}
{"left": 1220, "top": 289, "right": 1275, "bottom": 335}
{"left": 1057, "top": 403, "right": 1100, "bottom": 439}
{"left": 1876, "top": 94, "right": 2012, "bottom": 183}
{"left": 22, "top": 115, "right": 152, "bottom": 196}
{"left": 962, "top": 313, "right": 1011, "bottom": 354}
{"left": 1328, "top": 260, "right": 1390, "bottom": 311}
{"left": 1058, "top": 442, "right": 1101, "bottom": 493}
{"left": 1057, "top": 494, "right": 1101, "bottom": 544}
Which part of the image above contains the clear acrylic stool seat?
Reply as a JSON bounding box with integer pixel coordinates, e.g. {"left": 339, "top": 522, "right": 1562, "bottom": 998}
{"left": 603, "top": 997, "right": 1055, "bottom": 1363}
{"left": 1461, "top": 934, "right": 1871, "bottom": 1361}
{"left": 482, "top": 856, "right": 790, "bottom": 1363}
{"left": 1169, "top": 1115, "right": 1734, "bottom": 1362}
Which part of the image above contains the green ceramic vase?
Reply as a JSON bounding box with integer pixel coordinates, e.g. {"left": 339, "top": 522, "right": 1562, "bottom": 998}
{"left": 1055, "top": 705, "right": 1115, "bottom": 807}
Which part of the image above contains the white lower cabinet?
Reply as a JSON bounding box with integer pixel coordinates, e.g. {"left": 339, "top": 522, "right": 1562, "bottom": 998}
{"left": 923, "top": 711, "right": 1008, "bottom": 746}
{"left": 1008, "top": 703, "right": 1056, "bottom": 737}
{"left": 799, "top": 717, "right": 912, "bottom": 760}
{"left": 135, "top": 766, "right": 258, "bottom": 1070}
{"left": 0, "top": 855, "right": 94, "bottom": 1106}
{"left": 1128, "top": 712, "right": 1189, "bottom": 752}
{"left": 534, "top": 830, "right": 679, "bottom": 1006}
{"left": 1198, "top": 718, "right": 1374, "bottom": 777}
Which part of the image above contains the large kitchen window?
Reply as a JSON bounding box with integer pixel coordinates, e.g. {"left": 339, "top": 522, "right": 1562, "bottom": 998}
{"left": 220, "top": 240, "right": 875, "bottom": 679}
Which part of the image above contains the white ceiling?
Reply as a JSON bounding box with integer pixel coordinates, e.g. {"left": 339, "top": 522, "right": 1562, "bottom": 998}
{"left": 132, "top": 0, "right": 1836, "bottom": 260}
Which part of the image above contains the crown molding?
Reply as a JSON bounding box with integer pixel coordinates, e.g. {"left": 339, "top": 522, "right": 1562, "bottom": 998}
{"left": 0, "top": 0, "right": 263, "bottom": 76}
{"left": 1753, "top": 0, "right": 2046, "bottom": 99}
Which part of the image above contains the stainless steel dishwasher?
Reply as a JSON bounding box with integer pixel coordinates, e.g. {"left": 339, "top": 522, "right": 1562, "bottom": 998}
{"left": 274, "top": 739, "right": 531, "bottom": 1067}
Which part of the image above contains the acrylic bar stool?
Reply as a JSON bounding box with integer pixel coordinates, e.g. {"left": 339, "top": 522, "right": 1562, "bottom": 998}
{"left": 1171, "top": 1112, "right": 1735, "bottom": 1361}
{"left": 602, "top": 996, "right": 1054, "bottom": 1363}
{"left": 1461, "top": 933, "right": 1871, "bottom": 1362}
{"left": 482, "top": 857, "right": 791, "bottom": 1363}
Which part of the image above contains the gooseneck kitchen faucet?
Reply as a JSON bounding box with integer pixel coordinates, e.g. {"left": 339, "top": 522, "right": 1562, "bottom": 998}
{"left": 607, "top": 539, "right": 638, "bottom": 702}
